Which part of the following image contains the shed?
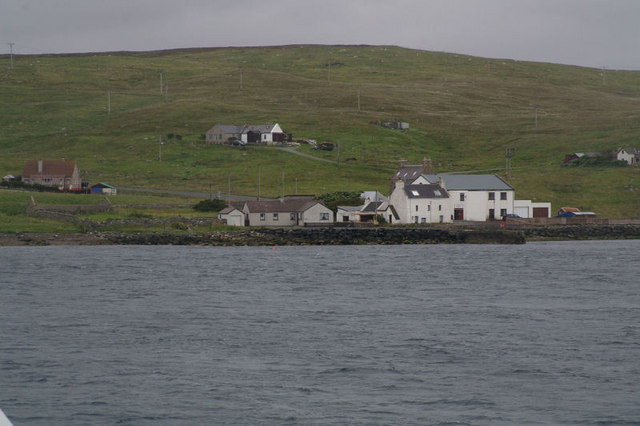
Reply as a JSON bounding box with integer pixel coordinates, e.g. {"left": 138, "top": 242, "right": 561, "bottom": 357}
{"left": 91, "top": 182, "right": 118, "bottom": 195}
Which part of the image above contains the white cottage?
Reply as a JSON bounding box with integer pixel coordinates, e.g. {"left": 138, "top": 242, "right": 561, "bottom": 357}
{"left": 243, "top": 197, "right": 333, "bottom": 226}
{"left": 218, "top": 206, "right": 245, "bottom": 226}
{"left": 616, "top": 147, "right": 639, "bottom": 166}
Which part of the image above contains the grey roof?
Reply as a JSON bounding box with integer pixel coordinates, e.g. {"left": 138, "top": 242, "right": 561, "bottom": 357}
{"left": 423, "top": 174, "right": 514, "bottom": 191}
{"left": 216, "top": 125, "right": 245, "bottom": 134}
{"left": 244, "top": 199, "right": 324, "bottom": 213}
{"left": 360, "top": 191, "right": 388, "bottom": 202}
{"left": 361, "top": 201, "right": 384, "bottom": 212}
{"left": 337, "top": 205, "right": 362, "bottom": 212}
{"left": 243, "top": 124, "right": 278, "bottom": 133}
{"left": 219, "top": 207, "right": 241, "bottom": 214}
{"left": 391, "top": 165, "right": 425, "bottom": 182}
{"left": 405, "top": 184, "right": 449, "bottom": 199}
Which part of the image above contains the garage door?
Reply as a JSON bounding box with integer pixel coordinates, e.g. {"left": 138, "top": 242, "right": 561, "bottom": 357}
{"left": 532, "top": 207, "right": 549, "bottom": 218}
{"left": 515, "top": 206, "right": 529, "bottom": 218}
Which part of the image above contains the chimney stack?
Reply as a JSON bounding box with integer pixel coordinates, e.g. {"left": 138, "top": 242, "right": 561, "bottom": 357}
{"left": 422, "top": 157, "right": 434, "bottom": 175}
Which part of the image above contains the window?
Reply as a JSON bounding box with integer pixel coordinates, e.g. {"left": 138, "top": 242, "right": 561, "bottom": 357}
{"left": 415, "top": 205, "right": 419, "bottom": 211}
{"left": 438, "top": 204, "right": 442, "bottom": 211}
{"left": 489, "top": 209, "right": 495, "bottom": 219}
{"left": 320, "top": 213, "right": 330, "bottom": 221}
{"left": 460, "top": 193, "right": 465, "bottom": 202}
{"left": 260, "top": 213, "right": 265, "bottom": 221}
{"left": 411, "top": 190, "right": 419, "bottom": 196}
{"left": 434, "top": 190, "right": 441, "bottom": 196}
{"left": 500, "top": 192, "right": 507, "bottom": 200}
{"left": 428, "top": 204, "right": 431, "bottom": 211}
{"left": 291, "top": 213, "right": 297, "bottom": 221}
{"left": 343, "top": 215, "right": 349, "bottom": 222}
{"left": 273, "top": 213, "right": 279, "bottom": 221}
{"left": 421, "top": 218, "right": 426, "bottom": 223}
{"left": 488, "top": 192, "right": 495, "bottom": 200}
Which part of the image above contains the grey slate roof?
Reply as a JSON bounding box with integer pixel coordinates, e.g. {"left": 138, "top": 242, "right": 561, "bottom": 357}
{"left": 219, "top": 207, "right": 240, "bottom": 214}
{"left": 244, "top": 199, "right": 324, "bottom": 213}
{"left": 243, "top": 124, "right": 277, "bottom": 133}
{"left": 423, "top": 174, "right": 514, "bottom": 191}
{"left": 361, "top": 201, "right": 384, "bottom": 212}
{"left": 217, "top": 125, "right": 245, "bottom": 134}
{"left": 404, "top": 184, "right": 449, "bottom": 199}
{"left": 391, "top": 165, "right": 425, "bottom": 183}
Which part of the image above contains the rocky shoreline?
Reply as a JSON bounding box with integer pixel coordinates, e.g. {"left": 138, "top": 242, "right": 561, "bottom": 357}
{"left": 2, "top": 224, "right": 640, "bottom": 246}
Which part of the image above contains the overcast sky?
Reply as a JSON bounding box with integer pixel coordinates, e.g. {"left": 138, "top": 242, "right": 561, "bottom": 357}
{"left": 2, "top": 0, "right": 639, "bottom": 70}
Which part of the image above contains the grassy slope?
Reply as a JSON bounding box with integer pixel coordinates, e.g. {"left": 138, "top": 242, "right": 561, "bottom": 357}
{"left": 1, "top": 45, "right": 639, "bottom": 219}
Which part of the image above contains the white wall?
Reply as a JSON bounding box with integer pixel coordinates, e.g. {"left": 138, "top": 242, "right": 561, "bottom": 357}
{"left": 301, "top": 203, "right": 333, "bottom": 224}
{"left": 389, "top": 182, "right": 451, "bottom": 224}
{"left": 449, "top": 190, "right": 514, "bottom": 221}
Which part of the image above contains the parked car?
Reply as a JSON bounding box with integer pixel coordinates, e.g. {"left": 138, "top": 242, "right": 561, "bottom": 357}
{"left": 502, "top": 213, "right": 521, "bottom": 219}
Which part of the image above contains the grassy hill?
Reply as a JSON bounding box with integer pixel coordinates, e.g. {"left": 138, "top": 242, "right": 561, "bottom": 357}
{"left": 1, "top": 44, "right": 639, "bottom": 218}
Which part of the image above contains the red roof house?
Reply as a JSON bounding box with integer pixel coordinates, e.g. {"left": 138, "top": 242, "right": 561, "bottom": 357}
{"left": 22, "top": 160, "right": 82, "bottom": 191}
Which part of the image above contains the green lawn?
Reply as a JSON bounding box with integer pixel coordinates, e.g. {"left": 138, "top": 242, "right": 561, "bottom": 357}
{"left": 1, "top": 45, "right": 640, "bottom": 228}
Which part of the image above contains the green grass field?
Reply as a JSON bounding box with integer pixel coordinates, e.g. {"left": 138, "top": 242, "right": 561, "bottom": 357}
{"left": 1, "top": 44, "right": 639, "bottom": 227}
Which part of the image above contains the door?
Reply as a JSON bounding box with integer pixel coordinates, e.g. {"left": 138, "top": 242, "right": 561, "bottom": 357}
{"left": 454, "top": 208, "right": 464, "bottom": 221}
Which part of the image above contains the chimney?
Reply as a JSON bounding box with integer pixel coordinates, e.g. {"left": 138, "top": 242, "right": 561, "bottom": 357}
{"left": 38, "top": 160, "right": 43, "bottom": 173}
{"left": 437, "top": 176, "right": 445, "bottom": 189}
{"left": 422, "top": 157, "right": 434, "bottom": 175}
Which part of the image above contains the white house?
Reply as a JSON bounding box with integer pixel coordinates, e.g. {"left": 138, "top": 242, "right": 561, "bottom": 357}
{"left": 243, "top": 197, "right": 333, "bottom": 226}
{"left": 407, "top": 174, "right": 514, "bottom": 221}
{"left": 218, "top": 206, "right": 245, "bottom": 226}
{"left": 616, "top": 147, "right": 639, "bottom": 166}
{"left": 205, "top": 123, "right": 287, "bottom": 145}
{"left": 240, "top": 124, "right": 285, "bottom": 144}
{"left": 389, "top": 179, "right": 452, "bottom": 224}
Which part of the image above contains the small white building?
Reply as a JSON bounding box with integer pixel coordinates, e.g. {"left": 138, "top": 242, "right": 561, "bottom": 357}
{"left": 243, "top": 197, "right": 333, "bottom": 226}
{"left": 616, "top": 147, "right": 639, "bottom": 166}
{"left": 240, "top": 124, "right": 284, "bottom": 144}
{"left": 218, "top": 206, "right": 245, "bottom": 226}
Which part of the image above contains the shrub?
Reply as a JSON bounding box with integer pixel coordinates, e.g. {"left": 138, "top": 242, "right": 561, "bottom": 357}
{"left": 316, "top": 191, "right": 362, "bottom": 212}
{"left": 193, "top": 198, "right": 228, "bottom": 212}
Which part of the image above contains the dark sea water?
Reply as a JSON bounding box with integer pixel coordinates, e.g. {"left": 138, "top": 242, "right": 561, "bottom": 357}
{"left": 1, "top": 240, "right": 639, "bottom": 425}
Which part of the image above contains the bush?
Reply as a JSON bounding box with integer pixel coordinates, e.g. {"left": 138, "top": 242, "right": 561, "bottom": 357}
{"left": 316, "top": 191, "right": 362, "bottom": 212}
{"left": 193, "top": 198, "right": 228, "bottom": 212}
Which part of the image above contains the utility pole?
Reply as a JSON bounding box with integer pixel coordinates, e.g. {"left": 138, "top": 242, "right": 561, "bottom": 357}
{"left": 601, "top": 66, "right": 607, "bottom": 85}
{"left": 258, "top": 165, "right": 261, "bottom": 200}
{"left": 505, "top": 146, "right": 514, "bottom": 181}
{"left": 240, "top": 68, "right": 243, "bottom": 90}
{"left": 164, "top": 78, "right": 168, "bottom": 102}
{"left": 327, "top": 57, "right": 331, "bottom": 82}
{"left": 107, "top": 90, "right": 111, "bottom": 114}
{"left": 281, "top": 167, "right": 285, "bottom": 198}
{"left": 160, "top": 71, "right": 163, "bottom": 95}
{"left": 532, "top": 105, "right": 541, "bottom": 130}
{"left": 357, "top": 85, "right": 361, "bottom": 111}
{"left": 337, "top": 139, "right": 340, "bottom": 168}
{"left": 228, "top": 172, "right": 231, "bottom": 206}
{"left": 158, "top": 135, "right": 164, "bottom": 161}
{"left": 295, "top": 178, "right": 298, "bottom": 195}
{"left": 8, "top": 42, "right": 14, "bottom": 71}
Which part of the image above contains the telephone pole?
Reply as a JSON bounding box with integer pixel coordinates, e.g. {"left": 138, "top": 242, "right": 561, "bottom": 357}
{"left": 8, "top": 42, "right": 14, "bottom": 71}
{"left": 357, "top": 85, "right": 361, "bottom": 111}
{"left": 505, "top": 146, "right": 514, "bottom": 181}
{"left": 240, "top": 68, "right": 243, "bottom": 90}
{"left": 107, "top": 90, "right": 111, "bottom": 114}
{"left": 160, "top": 71, "right": 163, "bottom": 95}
